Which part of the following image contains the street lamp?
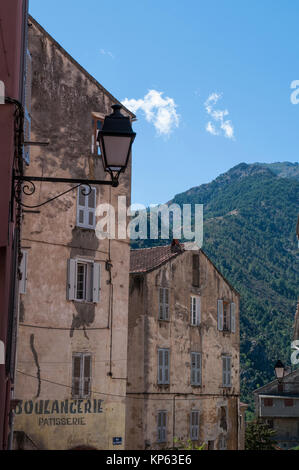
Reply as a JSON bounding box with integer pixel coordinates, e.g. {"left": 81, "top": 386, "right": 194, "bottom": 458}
{"left": 98, "top": 104, "right": 136, "bottom": 187}
{"left": 274, "top": 360, "right": 285, "bottom": 382}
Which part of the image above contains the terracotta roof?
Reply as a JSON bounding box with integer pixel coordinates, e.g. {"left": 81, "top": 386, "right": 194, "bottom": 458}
{"left": 130, "top": 242, "right": 184, "bottom": 273}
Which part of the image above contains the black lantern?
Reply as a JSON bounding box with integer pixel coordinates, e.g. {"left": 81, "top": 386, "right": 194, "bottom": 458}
{"left": 97, "top": 104, "right": 136, "bottom": 186}
{"left": 274, "top": 360, "right": 285, "bottom": 382}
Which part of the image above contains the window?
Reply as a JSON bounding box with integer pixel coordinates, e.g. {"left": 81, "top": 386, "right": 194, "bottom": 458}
{"left": 222, "top": 356, "right": 232, "bottom": 387}
{"left": 208, "top": 440, "right": 215, "bottom": 450}
{"left": 192, "top": 254, "right": 200, "bottom": 287}
{"left": 217, "top": 301, "right": 236, "bottom": 333}
{"left": 159, "top": 288, "right": 169, "bottom": 321}
{"left": 67, "top": 259, "right": 101, "bottom": 303}
{"left": 158, "top": 349, "right": 170, "bottom": 385}
{"left": 190, "top": 296, "right": 201, "bottom": 326}
{"left": 191, "top": 352, "right": 202, "bottom": 386}
{"left": 220, "top": 406, "right": 227, "bottom": 431}
{"left": 218, "top": 436, "right": 227, "bottom": 450}
{"left": 157, "top": 411, "right": 167, "bottom": 443}
{"left": 77, "top": 185, "right": 97, "bottom": 229}
{"left": 19, "top": 249, "right": 28, "bottom": 295}
{"left": 284, "top": 399, "right": 294, "bottom": 407}
{"left": 72, "top": 353, "right": 92, "bottom": 398}
{"left": 91, "top": 116, "right": 103, "bottom": 155}
{"left": 263, "top": 398, "right": 273, "bottom": 407}
{"left": 190, "top": 411, "right": 200, "bottom": 441}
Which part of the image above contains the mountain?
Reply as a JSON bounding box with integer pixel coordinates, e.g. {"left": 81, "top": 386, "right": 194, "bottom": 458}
{"left": 132, "top": 162, "right": 299, "bottom": 413}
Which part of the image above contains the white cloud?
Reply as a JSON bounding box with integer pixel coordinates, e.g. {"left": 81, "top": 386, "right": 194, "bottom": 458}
{"left": 122, "top": 89, "right": 180, "bottom": 136}
{"left": 204, "top": 93, "right": 235, "bottom": 140}
{"left": 100, "top": 49, "right": 114, "bottom": 59}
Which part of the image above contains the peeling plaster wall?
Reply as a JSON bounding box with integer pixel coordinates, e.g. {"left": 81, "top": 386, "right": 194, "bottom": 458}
{"left": 126, "top": 250, "right": 241, "bottom": 450}
{"left": 14, "top": 18, "right": 132, "bottom": 450}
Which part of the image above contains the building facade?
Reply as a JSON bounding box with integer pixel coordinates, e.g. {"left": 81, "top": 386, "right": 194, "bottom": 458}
{"left": 13, "top": 17, "right": 135, "bottom": 450}
{"left": 0, "top": 0, "right": 29, "bottom": 449}
{"left": 254, "top": 368, "right": 299, "bottom": 450}
{"left": 126, "top": 241, "right": 243, "bottom": 450}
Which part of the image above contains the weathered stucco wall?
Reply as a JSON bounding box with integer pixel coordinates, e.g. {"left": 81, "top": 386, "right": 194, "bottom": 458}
{"left": 126, "top": 249, "right": 240, "bottom": 450}
{"left": 14, "top": 17, "right": 133, "bottom": 450}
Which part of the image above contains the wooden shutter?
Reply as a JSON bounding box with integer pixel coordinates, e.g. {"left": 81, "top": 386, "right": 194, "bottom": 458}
{"left": 72, "top": 355, "right": 81, "bottom": 397}
{"left": 19, "top": 250, "right": 28, "bottom": 295}
{"left": 191, "top": 297, "right": 197, "bottom": 325}
{"left": 227, "top": 356, "right": 231, "bottom": 386}
{"left": 164, "top": 289, "right": 169, "bottom": 320}
{"left": 190, "top": 411, "right": 199, "bottom": 440}
{"left": 77, "top": 186, "right": 96, "bottom": 228}
{"left": 159, "top": 288, "right": 164, "bottom": 320}
{"left": 218, "top": 300, "right": 224, "bottom": 331}
{"left": 83, "top": 354, "right": 91, "bottom": 397}
{"left": 196, "top": 353, "right": 201, "bottom": 385}
{"left": 88, "top": 187, "right": 96, "bottom": 228}
{"left": 158, "top": 350, "right": 164, "bottom": 384}
{"left": 230, "top": 303, "right": 236, "bottom": 333}
{"left": 196, "top": 297, "right": 201, "bottom": 325}
{"left": 92, "top": 262, "right": 101, "bottom": 303}
{"left": 164, "top": 349, "right": 170, "bottom": 384}
{"left": 67, "top": 259, "right": 77, "bottom": 300}
{"left": 192, "top": 254, "right": 200, "bottom": 287}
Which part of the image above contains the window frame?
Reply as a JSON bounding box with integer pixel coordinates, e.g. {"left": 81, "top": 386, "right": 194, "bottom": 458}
{"left": 72, "top": 352, "right": 92, "bottom": 399}
{"left": 191, "top": 352, "right": 202, "bottom": 386}
{"left": 190, "top": 296, "right": 201, "bottom": 326}
{"left": 190, "top": 410, "right": 200, "bottom": 441}
{"left": 67, "top": 258, "right": 101, "bottom": 304}
{"left": 91, "top": 115, "right": 104, "bottom": 156}
{"left": 76, "top": 185, "right": 97, "bottom": 230}
{"left": 157, "top": 411, "right": 167, "bottom": 443}
{"left": 158, "top": 348, "right": 170, "bottom": 385}
{"left": 159, "top": 287, "right": 169, "bottom": 321}
{"left": 222, "top": 355, "right": 232, "bottom": 388}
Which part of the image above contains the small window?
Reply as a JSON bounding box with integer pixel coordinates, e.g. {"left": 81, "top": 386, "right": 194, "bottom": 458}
{"left": 159, "top": 288, "right": 169, "bottom": 321}
{"left": 190, "top": 411, "right": 200, "bottom": 441}
{"left": 264, "top": 398, "right": 273, "bottom": 407}
{"left": 208, "top": 440, "right": 215, "bottom": 450}
{"left": 190, "top": 296, "right": 201, "bottom": 326}
{"left": 222, "top": 356, "right": 232, "bottom": 387}
{"left": 218, "top": 436, "right": 227, "bottom": 450}
{"left": 67, "top": 259, "right": 101, "bottom": 303}
{"left": 158, "top": 348, "right": 170, "bottom": 385}
{"left": 72, "top": 353, "right": 92, "bottom": 398}
{"left": 218, "top": 300, "right": 236, "bottom": 333}
{"left": 77, "top": 185, "right": 97, "bottom": 229}
{"left": 223, "top": 302, "right": 230, "bottom": 331}
{"left": 284, "top": 399, "right": 294, "bottom": 407}
{"left": 192, "top": 254, "right": 200, "bottom": 287}
{"left": 191, "top": 352, "right": 201, "bottom": 386}
{"left": 19, "top": 249, "right": 28, "bottom": 295}
{"left": 157, "top": 411, "right": 167, "bottom": 443}
{"left": 91, "top": 117, "right": 103, "bottom": 155}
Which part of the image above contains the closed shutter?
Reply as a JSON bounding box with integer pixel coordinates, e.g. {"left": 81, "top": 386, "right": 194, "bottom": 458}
{"left": 162, "top": 412, "right": 167, "bottom": 442}
{"left": 190, "top": 411, "right": 200, "bottom": 440}
{"left": 196, "top": 353, "right": 201, "bottom": 385}
{"left": 92, "top": 263, "right": 101, "bottom": 303}
{"left": 83, "top": 354, "right": 91, "bottom": 397}
{"left": 192, "top": 254, "right": 200, "bottom": 287}
{"left": 196, "top": 297, "right": 201, "bottom": 325}
{"left": 218, "top": 300, "right": 224, "bottom": 331}
{"left": 159, "top": 288, "right": 169, "bottom": 320}
{"left": 158, "top": 412, "right": 167, "bottom": 442}
{"left": 77, "top": 186, "right": 96, "bottom": 228}
{"left": 72, "top": 355, "right": 81, "bottom": 397}
{"left": 159, "top": 288, "right": 164, "bottom": 320}
{"left": 19, "top": 250, "right": 28, "bottom": 294}
{"left": 230, "top": 303, "right": 236, "bottom": 333}
{"left": 164, "top": 289, "right": 169, "bottom": 320}
{"left": 223, "top": 356, "right": 231, "bottom": 387}
{"left": 191, "top": 352, "right": 201, "bottom": 386}
{"left": 158, "top": 350, "right": 164, "bottom": 384}
{"left": 164, "top": 349, "right": 169, "bottom": 384}
{"left": 67, "top": 259, "right": 77, "bottom": 300}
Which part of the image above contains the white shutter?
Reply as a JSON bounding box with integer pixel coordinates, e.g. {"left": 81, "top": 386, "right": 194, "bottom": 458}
{"left": 227, "top": 357, "right": 231, "bottom": 386}
{"left": 92, "top": 262, "right": 101, "bottom": 303}
{"left": 67, "top": 259, "right": 77, "bottom": 300}
{"left": 77, "top": 186, "right": 96, "bottom": 229}
{"left": 19, "top": 250, "right": 28, "bottom": 294}
{"left": 196, "top": 297, "right": 201, "bottom": 325}
{"left": 88, "top": 187, "right": 96, "bottom": 228}
{"left": 230, "top": 303, "right": 236, "bottom": 333}
{"left": 197, "top": 353, "right": 202, "bottom": 385}
{"left": 218, "top": 300, "right": 223, "bottom": 331}
{"left": 158, "top": 350, "right": 163, "bottom": 384}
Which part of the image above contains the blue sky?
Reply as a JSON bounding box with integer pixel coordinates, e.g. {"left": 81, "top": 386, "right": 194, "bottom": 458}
{"left": 29, "top": 0, "right": 299, "bottom": 206}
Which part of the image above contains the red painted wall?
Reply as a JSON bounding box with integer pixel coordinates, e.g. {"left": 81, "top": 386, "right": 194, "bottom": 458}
{"left": 0, "top": 0, "right": 28, "bottom": 449}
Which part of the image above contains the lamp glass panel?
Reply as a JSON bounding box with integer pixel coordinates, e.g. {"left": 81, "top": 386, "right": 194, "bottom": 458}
{"left": 102, "top": 135, "right": 131, "bottom": 168}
